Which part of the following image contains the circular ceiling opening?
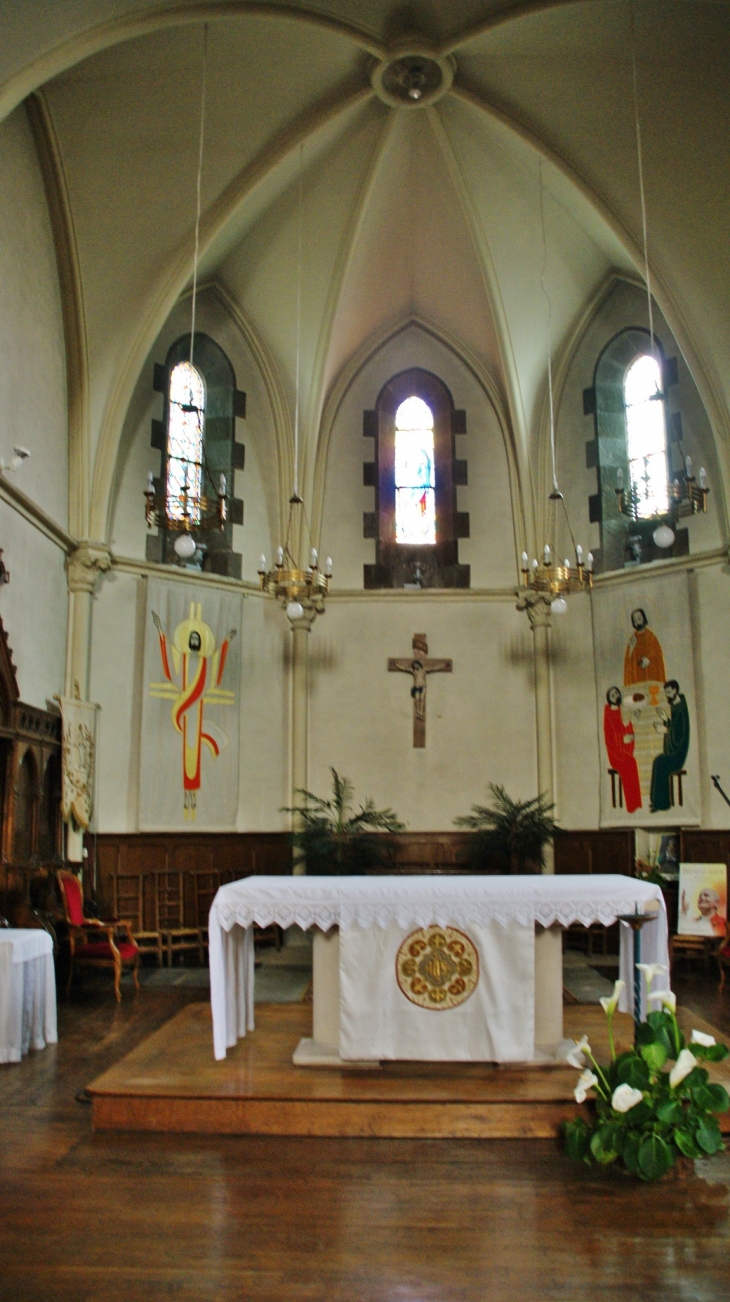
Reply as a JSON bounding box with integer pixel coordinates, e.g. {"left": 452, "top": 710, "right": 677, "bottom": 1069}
{"left": 371, "top": 49, "right": 454, "bottom": 109}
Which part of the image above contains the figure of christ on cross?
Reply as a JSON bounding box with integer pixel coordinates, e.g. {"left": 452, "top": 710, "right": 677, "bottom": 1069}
{"left": 388, "top": 633, "right": 452, "bottom": 748}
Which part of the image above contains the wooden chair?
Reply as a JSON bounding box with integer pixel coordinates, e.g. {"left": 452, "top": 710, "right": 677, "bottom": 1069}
{"left": 156, "top": 871, "right": 204, "bottom": 967}
{"left": 669, "top": 932, "right": 712, "bottom": 973}
{"left": 111, "top": 873, "right": 162, "bottom": 967}
{"left": 717, "top": 923, "right": 730, "bottom": 992}
{"left": 57, "top": 869, "right": 139, "bottom": 1002}
{"left": 193, "top": 869, "right": 221, "bottom": 960}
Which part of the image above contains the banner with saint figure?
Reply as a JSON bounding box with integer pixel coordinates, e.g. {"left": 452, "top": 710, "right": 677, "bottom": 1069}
{"left": 139, "top": 578, "right": 242, "bottom": 830}
{"left": 592, "top": 571, "right": 699, "bottom": 827}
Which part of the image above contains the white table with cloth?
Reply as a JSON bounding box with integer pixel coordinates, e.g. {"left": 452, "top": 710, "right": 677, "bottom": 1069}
{"left": 0, "top": 928, "right": 57, "bottom": 1064}
{"left": 208, "top": 875, "right": 670, "bottom": 1064}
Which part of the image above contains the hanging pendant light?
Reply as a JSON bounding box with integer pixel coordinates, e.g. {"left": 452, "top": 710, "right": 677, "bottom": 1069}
{"left": 520, "top": 161, "right": 591, "bottom": 611}
{"left": 258, "top": 145, "right": 332, "bottom": 627}
{"left": 614, "top": 4, "right": 708, "bottom": 550}
{"left": 143, "top": 25, "right": 227, "bottom": 561}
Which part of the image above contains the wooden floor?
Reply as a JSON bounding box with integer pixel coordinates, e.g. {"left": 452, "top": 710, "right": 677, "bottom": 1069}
{"left": 1, "top": 977, "right": 730, "bottom": 1301}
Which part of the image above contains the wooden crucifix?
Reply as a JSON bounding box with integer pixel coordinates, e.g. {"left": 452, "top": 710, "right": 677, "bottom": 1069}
{"left": 388, "top": 633, "right": 452, "bottom": 748}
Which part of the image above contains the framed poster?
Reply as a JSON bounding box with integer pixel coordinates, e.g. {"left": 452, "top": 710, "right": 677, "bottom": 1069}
{"left": 677, "top": 863, "right": 727, "bottom": 937}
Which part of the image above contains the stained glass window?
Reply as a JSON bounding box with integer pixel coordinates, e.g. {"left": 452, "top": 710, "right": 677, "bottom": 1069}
{"left": 395, "top": 395, "right": 436, "bottom": 544}
{"left": 167, "top": 360, "right": 205, "bottom": 524}
{"left": 624, "top": 353, "right": 669, "bottom": 518}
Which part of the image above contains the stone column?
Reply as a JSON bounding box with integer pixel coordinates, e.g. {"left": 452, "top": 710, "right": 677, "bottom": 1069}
{"left": 290, "top": 618, "right": 311, "bottom": 875}
{"left": 64, "top": 542, "right": 111, "bottom": 859}
{"left": 65, "top": 542, "right": 112, "bottom": 697}
{"left": 516, "top": 589, "right": 555, "bottom": 874}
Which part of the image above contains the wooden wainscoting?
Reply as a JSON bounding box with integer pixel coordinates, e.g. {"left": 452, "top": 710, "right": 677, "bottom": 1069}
{"left": 680, "top": 828, "right": 730, "bottom": 868}
{"left": 90, "top": 832, "right": 293, "bottom": 936}
{"left": 553, "top": 829, "right": 635, "bottom": 875}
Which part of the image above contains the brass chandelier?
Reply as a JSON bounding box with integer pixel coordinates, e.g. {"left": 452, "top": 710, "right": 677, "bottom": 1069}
{"left": 258, "top": 495, "right": 331, "bottom": 627}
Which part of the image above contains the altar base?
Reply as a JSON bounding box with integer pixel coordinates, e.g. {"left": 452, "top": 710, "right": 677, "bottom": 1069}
{"left": 86, "top": 1001, "right": 730, "bottom": 1139}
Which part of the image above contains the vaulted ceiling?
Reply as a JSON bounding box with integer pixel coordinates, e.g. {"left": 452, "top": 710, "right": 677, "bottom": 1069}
{"left": 1, "top": 0, "right": 728, "bottom": 546}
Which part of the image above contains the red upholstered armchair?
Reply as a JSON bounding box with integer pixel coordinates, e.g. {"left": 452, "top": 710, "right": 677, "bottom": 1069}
{"left": 57, "top": 870, "right": 140, "bottom": 1002}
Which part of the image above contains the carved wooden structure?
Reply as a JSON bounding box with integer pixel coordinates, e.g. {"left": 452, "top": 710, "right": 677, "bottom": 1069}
{"left": 0, "top": 618, "right": 62, "bottom": 922}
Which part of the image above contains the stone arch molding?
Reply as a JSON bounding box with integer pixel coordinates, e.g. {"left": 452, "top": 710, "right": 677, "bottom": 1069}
{"left": 14, "top": 2, "right": 726, "bottom": 551}
{"left": 311, "top": 314, "right": 527, "bottom": 570}
{"left": 107, "top": 278, "right": 294, "bottom": 550}
{"left": 532, "top": 271, "right": 729, "bottom": 548}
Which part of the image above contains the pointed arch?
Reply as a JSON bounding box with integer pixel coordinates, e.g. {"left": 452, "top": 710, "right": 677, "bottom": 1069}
{"left": 312, "top": 315, "right": 526, "bottom": 573}
{"left": 89, "top": 83, "right": 372, "bottom": 542}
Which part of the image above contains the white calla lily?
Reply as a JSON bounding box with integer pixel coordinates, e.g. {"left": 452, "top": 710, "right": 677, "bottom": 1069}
{"left": 669, "top": 1048, "right": 698, "bottom": 1089}
{"left": 574, "top": 1070, "right": 599, "bottom": 1104}
{"left": 647, "top": 989, "right": 676, "bottom": 1012}
{"left": 599, "top": 979, "right": 625, "bottom": 1016}
{"left": 611, "top": 1083, "right": 644, "bottom": 1113}
{"left": 690, "top": 1029, "right": 716, "bottom": 1048}
{"left": 636, "top": 962, "right": 669, "bottom": 988}
{"left": 566, "top": 1035, "right": 591, "bottom": 1069}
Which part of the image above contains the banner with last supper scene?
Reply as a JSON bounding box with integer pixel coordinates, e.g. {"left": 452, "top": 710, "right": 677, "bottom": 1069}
{"left": 139, "top": 578, "right": 242, "bottom": 830}
{"left": 592, "top": 571, "right": 700, "bottom": 828}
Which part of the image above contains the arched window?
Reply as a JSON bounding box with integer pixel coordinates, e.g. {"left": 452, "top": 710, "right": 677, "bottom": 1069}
{"left": 587, "top": 326, "right": 687, "bottom": 571}
{"left": 394, "top": 396, "right": 436, "bottom": 544}
{"left": 149, "top": 333, "right": 247, "bottom": 577}
{"left": 362, "top": 368, "right": 469, "bottom": 589}
{"left": 624, "top": 353, "right": 668, "bottom": 519}
{"left": 166, "top": 361, "right": 205, "bottom": 525}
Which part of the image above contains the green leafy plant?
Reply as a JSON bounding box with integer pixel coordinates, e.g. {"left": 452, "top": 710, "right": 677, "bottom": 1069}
{"left": 564, "top": 970, "right": 729, "bottom": 1181}
{"left": 454, "top": 784, "right": 557, "bottom": 874}
{"left": 283, "top": 768, "right": 405, "bottom": 876}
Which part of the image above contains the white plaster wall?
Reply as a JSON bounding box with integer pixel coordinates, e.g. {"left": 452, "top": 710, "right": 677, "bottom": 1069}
{"left": 549, "top": 278, "right": 726, "bottom": 830}
{"left": 321, "top": 325, "right": 516, "bottom": 590}
{"left": 90, "top": 572, "right": 289, "bottom": 832}
{"left": 0, "top": 106, "right": 68, "bottom": 527}
{"left": 692, "top": 564, "right": 730, "bottom": 830}
{"left": 308, "top": 596, "right": 536, "bottom": 831}
{"left": 551, "top": 591, "right": 601, "bottom": 829}
{"left": 0, "top": 503, "right": 67, "bottom": 708}
{"left": 112, "top": 287, "right": 278, "bottom": 582}
{"left": 89, "top": 570, "right": 140, "bottom": 830}
{"left": 0, "top": 105, "right": 68, "bottom": 710}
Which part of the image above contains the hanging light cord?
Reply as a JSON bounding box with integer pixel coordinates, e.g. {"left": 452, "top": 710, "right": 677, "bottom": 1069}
{"left": 189, "top": 23, "right": 209, "bottom": 373}
{"left": 629, "top": 0, "right": 655, "bottom": 360}
{"left": 538, "top": 158, "right": 559, "bottom": 496}
{"left": 293, "top": 143, "right": 303, "bottom": 500}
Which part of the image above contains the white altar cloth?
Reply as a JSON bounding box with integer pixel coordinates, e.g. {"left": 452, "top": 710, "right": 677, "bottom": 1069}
{"left": 0, "top": 929, "right": 57, "bottom": 1064}
{"left": 209, "top": 875, "right": 669, "bottom": 1061}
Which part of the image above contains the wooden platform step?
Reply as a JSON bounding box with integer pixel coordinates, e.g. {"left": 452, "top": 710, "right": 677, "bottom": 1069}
{"left": 87, "top": 1002, "right": 730, "bottom": 1140}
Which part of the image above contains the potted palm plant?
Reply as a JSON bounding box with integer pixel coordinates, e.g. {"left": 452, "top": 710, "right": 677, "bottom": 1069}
{"left": 283, "top": 768, "right": 405, "bottom": 875}
{"left": 454, "top": 783, "right": 557, "bottom": 874}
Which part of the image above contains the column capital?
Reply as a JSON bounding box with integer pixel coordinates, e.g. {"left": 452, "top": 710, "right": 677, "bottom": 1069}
{"left": 66, "top": 541, "right": 112, "bottom": 594}
{"left": 515, "top": 588, "right": 553, "bottom": 630}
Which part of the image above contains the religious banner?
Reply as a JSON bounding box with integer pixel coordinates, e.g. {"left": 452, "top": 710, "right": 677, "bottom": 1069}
{"left": 677, "top": 863, "right": 727, "bottom": 937}
{"left": 339, "top": 919, "right": 535, "bottom": 1062}
{"left": 592, "top": 571, "right": 700, "bottom": 827}
{"left": 139, "top": 578, "right": 242, "bottom": 830}
{"left": 57, "top": 695, "right": 98, "bottom": 830}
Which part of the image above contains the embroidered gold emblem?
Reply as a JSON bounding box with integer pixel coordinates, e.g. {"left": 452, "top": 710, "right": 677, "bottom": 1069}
{"left": 395, "top": 926, "right": 479, "bottom": 1009}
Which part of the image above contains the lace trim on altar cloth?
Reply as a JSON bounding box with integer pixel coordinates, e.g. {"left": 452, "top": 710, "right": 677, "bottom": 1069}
{"left": 212, "top": 876, "right": 666, "bottom": 936}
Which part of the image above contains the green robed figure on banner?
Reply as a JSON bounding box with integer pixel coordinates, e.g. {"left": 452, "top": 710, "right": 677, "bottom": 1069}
{"left": 650, "top": 679, "right": 690, "bottom": 812}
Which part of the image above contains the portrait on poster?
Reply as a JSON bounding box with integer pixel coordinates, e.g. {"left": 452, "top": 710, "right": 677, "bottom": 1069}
{"left": 677, "top": 863, "right": 727, "bottom": 937}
